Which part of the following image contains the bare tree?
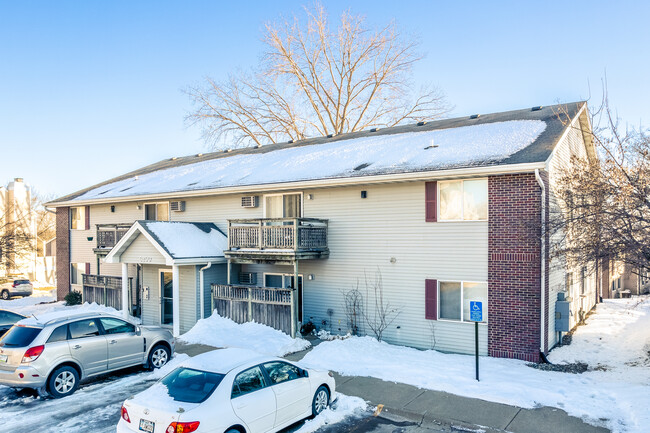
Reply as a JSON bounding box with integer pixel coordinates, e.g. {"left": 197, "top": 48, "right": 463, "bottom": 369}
{"left": 362, "top": 269, "right": 399, "bottom": 342}
{"left": 32, "top": 192, "right": 56, "bottom": 257}
{"left": 341, "top": 284, "right": 364, "bottom": 335}
{"left": 548, "top": 90, "right": 650, "bottom": 287}
{"left": 186, "top": 3, "right": 451, "bottom": 149}
{"left": 0, "top": 204, "right": 34, "bottom": 274}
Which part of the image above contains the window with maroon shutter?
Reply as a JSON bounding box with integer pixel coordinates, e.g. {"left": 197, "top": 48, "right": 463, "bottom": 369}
{"left": 425, "top": 182, "right": 437, "bottom": 222}
{"left": 85, "top": 206, "right": 90, "bottom": 230}
{"left": 85, "top": 263, "right": 91, "bottom": 276}
{"left": 425, "top": 279, "right": 437, "bottom": 320}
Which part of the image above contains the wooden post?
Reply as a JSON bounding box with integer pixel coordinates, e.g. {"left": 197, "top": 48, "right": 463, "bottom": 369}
{"left": 293, "top": 219, "right": 299, "bottom": 250}
{"left": 258, "top": 220, "right": 263, "bottom": 249}
{"left": 121, "top": 263, "right": 129, "bottom": 319}
{"left": 227, "top": 259, "right": 232, "bottom": 285}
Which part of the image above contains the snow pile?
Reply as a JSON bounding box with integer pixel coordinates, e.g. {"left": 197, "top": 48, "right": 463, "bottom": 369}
{"left": 0, "top": 293, "right": 56, "bottom": 314}
{"left": 301, "top": 297, "right": 650, "bottom": 433}
{"left": 292, "top": 394, "right": 368, "bottom": 433}
{"left": 75, "top": 120, "right": 546, "bottom": 201}
{"left": 179, "top": 313, "right": 310, "bottom": 356}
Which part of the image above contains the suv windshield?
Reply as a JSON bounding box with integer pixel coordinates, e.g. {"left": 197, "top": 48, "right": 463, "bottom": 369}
{"left": 161, "top": 368, "right": 224, "bottom": 403}
{"left": 0, "top": 326, "right": 42, "bottom": 347}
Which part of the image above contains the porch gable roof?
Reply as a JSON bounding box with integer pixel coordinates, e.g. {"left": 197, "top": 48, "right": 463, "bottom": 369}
{"left": 104, "top": 220, "right": 227, "bottom": 266}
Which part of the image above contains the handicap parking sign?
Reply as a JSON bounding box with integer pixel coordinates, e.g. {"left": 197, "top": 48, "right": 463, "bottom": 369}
{"left": 469, "top": 301, "right": 482, "bottom": 322}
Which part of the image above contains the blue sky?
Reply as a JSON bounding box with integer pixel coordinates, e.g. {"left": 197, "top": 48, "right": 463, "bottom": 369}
{"left": 1, "top": 0, "right": 648, "bottom": 198}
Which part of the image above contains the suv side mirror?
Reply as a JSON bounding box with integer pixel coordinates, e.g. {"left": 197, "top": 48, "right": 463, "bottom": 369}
{"left": 135, "top": 326, "right": 142, "bottom": 336}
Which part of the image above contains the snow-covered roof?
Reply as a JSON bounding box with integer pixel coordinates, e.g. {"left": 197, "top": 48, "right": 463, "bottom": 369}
{"left": 104, "top": 221, "right": 227, "bottom": 265}
{"left": 49, "top": 102, "right": 586, "bottom": 205}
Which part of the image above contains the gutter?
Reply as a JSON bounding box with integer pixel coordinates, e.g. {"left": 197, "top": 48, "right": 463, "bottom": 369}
{"left": 535, "top": 169, "right": 546, "bottom": 354}
{"left": 199, "top": 262, "right": 214, "bottom": 320}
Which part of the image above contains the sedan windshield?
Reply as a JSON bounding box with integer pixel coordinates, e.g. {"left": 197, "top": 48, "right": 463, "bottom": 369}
{"left": 0, "top": 326, "right": 42, "bottom": 347}
{"left": 161, "top": 368, "right": 224, "bottom": 403}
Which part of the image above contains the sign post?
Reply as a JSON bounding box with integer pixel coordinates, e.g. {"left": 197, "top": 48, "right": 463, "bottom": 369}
{"left": 469, "top": 301, "right": 483, "bottom": 381}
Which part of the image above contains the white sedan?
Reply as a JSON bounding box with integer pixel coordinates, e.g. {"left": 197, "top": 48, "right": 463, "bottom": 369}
{"left": 117, "top": 348, "right": 336, "bottom": 433}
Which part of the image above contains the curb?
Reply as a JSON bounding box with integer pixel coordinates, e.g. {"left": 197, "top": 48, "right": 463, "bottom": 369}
{"left": 380, "top": 405, "right": 507, "bottom": 433}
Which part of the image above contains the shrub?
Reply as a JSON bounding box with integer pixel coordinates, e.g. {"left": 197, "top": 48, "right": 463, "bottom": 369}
{"left": 64, "top": 290, "right": 82, "bottom": 306}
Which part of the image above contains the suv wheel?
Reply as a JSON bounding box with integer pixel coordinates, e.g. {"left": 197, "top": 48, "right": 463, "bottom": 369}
{"left": 148, "top": 344, "right": 170, "bottom": 369}
{"left": 48, "top": 366, "right": 80, "bottom": 398}
{"left": 1, "top": 290, "right": 9, "bottom": 300}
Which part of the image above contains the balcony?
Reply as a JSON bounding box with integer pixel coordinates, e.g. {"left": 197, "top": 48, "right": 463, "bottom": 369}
{"left": 93, "top": 223, "right": 132, "bottom": 254}
{"left": 225, "top": 218, "right": 329, "bottom": 263}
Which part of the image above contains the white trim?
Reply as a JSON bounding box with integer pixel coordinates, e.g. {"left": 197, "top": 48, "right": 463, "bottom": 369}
{"left": 262, "top": 192, "right": 304, "bottom": 218}
{"left": 48, "top": 162, "right": 547, "bottom": 207}
{"left": 158, "top": 267, "right": 173, "bottom": 329}
{"left": 437, "top": 280, "right": 488, "bottom": 323}
{"left": 437, "top": 178, "right": 489, "bottom": 222}
{"left": 104, "top": 222, "right": 174, "bottom": 264}
{"left": 143, "top": 201, "right": 170, "bottom": 221}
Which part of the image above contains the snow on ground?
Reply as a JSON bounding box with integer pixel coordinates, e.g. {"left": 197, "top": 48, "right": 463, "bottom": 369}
{"left": 74, "top": 120, "right": 546, "bottom": 201}
{"left": 179, "top": 313, "right": 310, "bottom": 356}
{"left": 0, "top": 353, "right": 187, "bottom": 433}
{"left": 301, "top": 297, "right": 650, "bottom": 433}
{"left": 292, "top": 394, "right": 368, "bottom": 433}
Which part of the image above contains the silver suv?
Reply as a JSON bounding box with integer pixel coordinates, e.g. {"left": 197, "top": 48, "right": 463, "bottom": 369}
{"left": 0, "top": 279, "right": 33, "bottom": 299}
{"left": 0, "top": 311, "right": 174, "bottom": 398}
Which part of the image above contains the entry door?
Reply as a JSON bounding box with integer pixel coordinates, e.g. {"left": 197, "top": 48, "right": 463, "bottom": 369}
{"left": 160, "top": 271, "right": 173, "bottom": 326}
{"left": 264, "top": 274, "right": 303, "bottom": 322}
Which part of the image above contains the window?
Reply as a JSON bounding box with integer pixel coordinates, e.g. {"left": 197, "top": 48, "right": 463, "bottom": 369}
{"left": 144, "top": 202, "right": 169, "bottom": 221}
{"left": 566, "top": 273, "right": 573, "bottom": 297}
{"left": 99, "top": 318, "right": 135, "bottom": 335}
{"left": 47, "top": 325, "right": 69, "bottom": 343}
{"left": 263, "top": 362, "right": 304, "bottom": 384}
{"left": 70, "top": 207, "right": 85, "bottom": 230}
{"left": 161, "top": 368, "right": 224, "bottom": 403}
{"left": 231, "top": 366, "right": 267, "bottom": 398}
{"left": 69, "top": 319, "right": 101, "bottom": 339}
{"left": 264, "top": 193, "right": 302, "bottom": 218}
{"left": 0, "top": 326, "right": 41, "bottom": 347}
{"left": 438, "top": 179, "right": 487, "bottom": 221}
{"left": 438, "top": 281, "right": 488, "bottom": 322}
{"left": 0, "top": 311, "right": 24, "bottom": 326}
{"left": 70, "top": 263, "right": 85, "bottom": 285}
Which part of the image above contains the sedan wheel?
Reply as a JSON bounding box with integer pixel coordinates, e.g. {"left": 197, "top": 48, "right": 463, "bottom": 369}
{"left": 148, "top": 345, "right": 170, "bottom": 369}
{"left": 312, "top": 386, "right": 330, "bottom": 416}
{"left": 48, "top": 366, "right": 80, "bottom": 398}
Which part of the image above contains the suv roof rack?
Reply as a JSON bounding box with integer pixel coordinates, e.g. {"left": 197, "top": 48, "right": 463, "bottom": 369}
{"left": 40, "top": 311, "right": 118, "bottom": 327}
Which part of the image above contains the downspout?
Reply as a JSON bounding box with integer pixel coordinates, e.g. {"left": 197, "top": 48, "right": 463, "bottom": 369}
{"left": 535, "top": 169, "right": 546, "bottom": 355}
{"left": 199, "top": 262, "right": 214, "bottom": 320}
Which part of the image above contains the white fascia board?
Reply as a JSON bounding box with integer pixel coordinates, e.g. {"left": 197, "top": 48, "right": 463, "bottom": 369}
{"left": 47, "top": 162, "right": 547, "bottom": 207}
{"left": 171, "top": 257, "right": 227, "bottom": 266}
{"left": 104, "top": 221, "right": 174, "bottom": 264}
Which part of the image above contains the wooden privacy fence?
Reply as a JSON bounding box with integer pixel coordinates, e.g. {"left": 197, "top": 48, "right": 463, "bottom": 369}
{"left": 82, "top": 274, "right": 132, "bottom": 311}
{"left": 212, "top": 284, "right": 292, "bottom": 335}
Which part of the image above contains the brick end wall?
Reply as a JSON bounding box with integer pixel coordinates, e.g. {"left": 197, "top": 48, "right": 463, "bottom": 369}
{"left": 488, "top": 173, "right": 544, "bottom": 362}
{"left": 55, "top": 207, "right": 70, "bottom": 301}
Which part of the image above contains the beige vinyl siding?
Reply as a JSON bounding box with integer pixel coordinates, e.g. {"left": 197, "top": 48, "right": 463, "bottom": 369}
{"left": 120, "top": 234, "right": 167, "bottom": 264}
{"left": 546, "top": 111, "right": 597, "bottom": 347}
{"left": 140, "top": 264, "right": 197, "bottom": 333}
{"left": 247, "top": 181, "right": 488, "bottom": 355}
{"left": 73, "top": 179, "right": 488, "bottom": 354}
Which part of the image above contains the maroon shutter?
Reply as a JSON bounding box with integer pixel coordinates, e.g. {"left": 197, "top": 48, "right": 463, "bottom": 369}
{"left": 425, "top": 181, "right": 437, "bottom": 222}
{"left": 84, "top": 206, "right": 90, "bottom": 230}
{"left": 85, "top": 262, "right": 91, "bottom": 275}
{"left": 425, "top": 279, "right": 437, "bottom": 320}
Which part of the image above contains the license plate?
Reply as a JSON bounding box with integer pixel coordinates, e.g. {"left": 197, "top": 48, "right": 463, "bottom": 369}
{"left": 139, "top": 419, "right": 155, "bottom": 432}
{"left": 0, "top": 355, "right": 7, "bottom": 363}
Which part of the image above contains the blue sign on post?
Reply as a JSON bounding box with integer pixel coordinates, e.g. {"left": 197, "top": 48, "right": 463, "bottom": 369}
{"left": 470, "top": 301, "right": 483, "bottom": 322}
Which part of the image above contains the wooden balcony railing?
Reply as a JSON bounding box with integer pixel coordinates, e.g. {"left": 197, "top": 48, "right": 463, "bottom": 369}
{"left": 96, "top": 223, "right": 132, "bottom": 250}
{"left": 227, "top": 218, "right": 328, "bottom": 251}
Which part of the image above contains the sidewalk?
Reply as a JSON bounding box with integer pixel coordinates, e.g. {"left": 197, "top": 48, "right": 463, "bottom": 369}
{"left": 176, "top": 340, "right": 609, "bottom": 433}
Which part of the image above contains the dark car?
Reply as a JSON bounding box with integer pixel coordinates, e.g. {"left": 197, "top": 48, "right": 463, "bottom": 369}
{"left": 0, "top": 310, "right": 26, "bottom": 337}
